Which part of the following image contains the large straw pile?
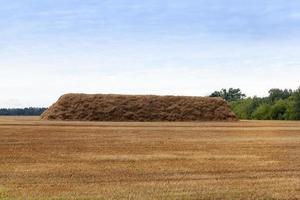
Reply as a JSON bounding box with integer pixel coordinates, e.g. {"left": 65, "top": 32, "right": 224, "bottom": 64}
{"left": 41, "top": 94, "right": 237, "bottom": 121}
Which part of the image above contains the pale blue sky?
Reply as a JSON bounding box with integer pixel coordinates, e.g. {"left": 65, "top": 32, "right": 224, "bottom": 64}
{"left": 1, "top": 0, "right": 300, "bottom": 107}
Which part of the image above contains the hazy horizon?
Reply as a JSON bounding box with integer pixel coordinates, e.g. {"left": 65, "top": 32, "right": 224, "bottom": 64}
{"left": 1, "top": 0, "right": 300, "bottom": 107}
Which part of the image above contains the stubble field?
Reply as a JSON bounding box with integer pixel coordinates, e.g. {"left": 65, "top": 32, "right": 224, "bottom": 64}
{"left": 0, "top": 117, "right": 299, "bottom": 199}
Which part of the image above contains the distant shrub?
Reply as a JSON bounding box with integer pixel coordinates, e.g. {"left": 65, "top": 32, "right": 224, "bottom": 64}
{"left": 228, "top": 87, "right": 300, "bottom": 120}
{"left": 0, "top": 107, "right": 47, "bottom": 116}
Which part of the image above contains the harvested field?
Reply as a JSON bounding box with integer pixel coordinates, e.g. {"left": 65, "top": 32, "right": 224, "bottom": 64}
{"left": 0, "top": 117, "right": 300, "bottom": 199}
{"left": 41, "top": 94, "right": 237, "bottom": 121}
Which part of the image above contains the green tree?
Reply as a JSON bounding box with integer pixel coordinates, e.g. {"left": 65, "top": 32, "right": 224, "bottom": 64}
{"left": 213, "top": 87, "right": 300, "bottom": 121}
{"left": 230, "top": 98, "right": 253, "bottom": 119}
{"left": 210, "top": 88, "right": 246, "bottom": 102}
{"left": 230, "top": 97, "right": 263, "bottom": 119}
{"left": 270, "top": 100, "right": 288, "bottom": 120}
{"left": 268, "top": 89, "right": 293, "bottom": 103}
{"left": 252, "top": 104, "right": 271, "bottom": 120}
{"left": 283, "top": 98, "right": 295, "bottom": 120}
{"left": 293, "top": 88, "right": 300, "bottom": 120}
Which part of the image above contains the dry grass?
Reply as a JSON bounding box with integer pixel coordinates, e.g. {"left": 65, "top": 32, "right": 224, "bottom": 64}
{"left": 41, "top": 94, "right": 237, "bottom": 121}
{"left": 0, "top": 117, "right": 300, "bottom": 199}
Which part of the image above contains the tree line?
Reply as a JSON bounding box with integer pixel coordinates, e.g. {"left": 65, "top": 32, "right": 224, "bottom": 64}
{"left": 1, "top": 88, "right": 300, "bottom": 119}
{"left": 0, "top": 107, "right": 47, "bottom": 116}
{"left": 210, "top": 87, "right": 300, "bottom": 120}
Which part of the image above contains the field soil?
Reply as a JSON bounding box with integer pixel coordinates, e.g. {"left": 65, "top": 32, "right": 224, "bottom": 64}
{"left": 0, "top": 117, "right": 300, "bottom": 199}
